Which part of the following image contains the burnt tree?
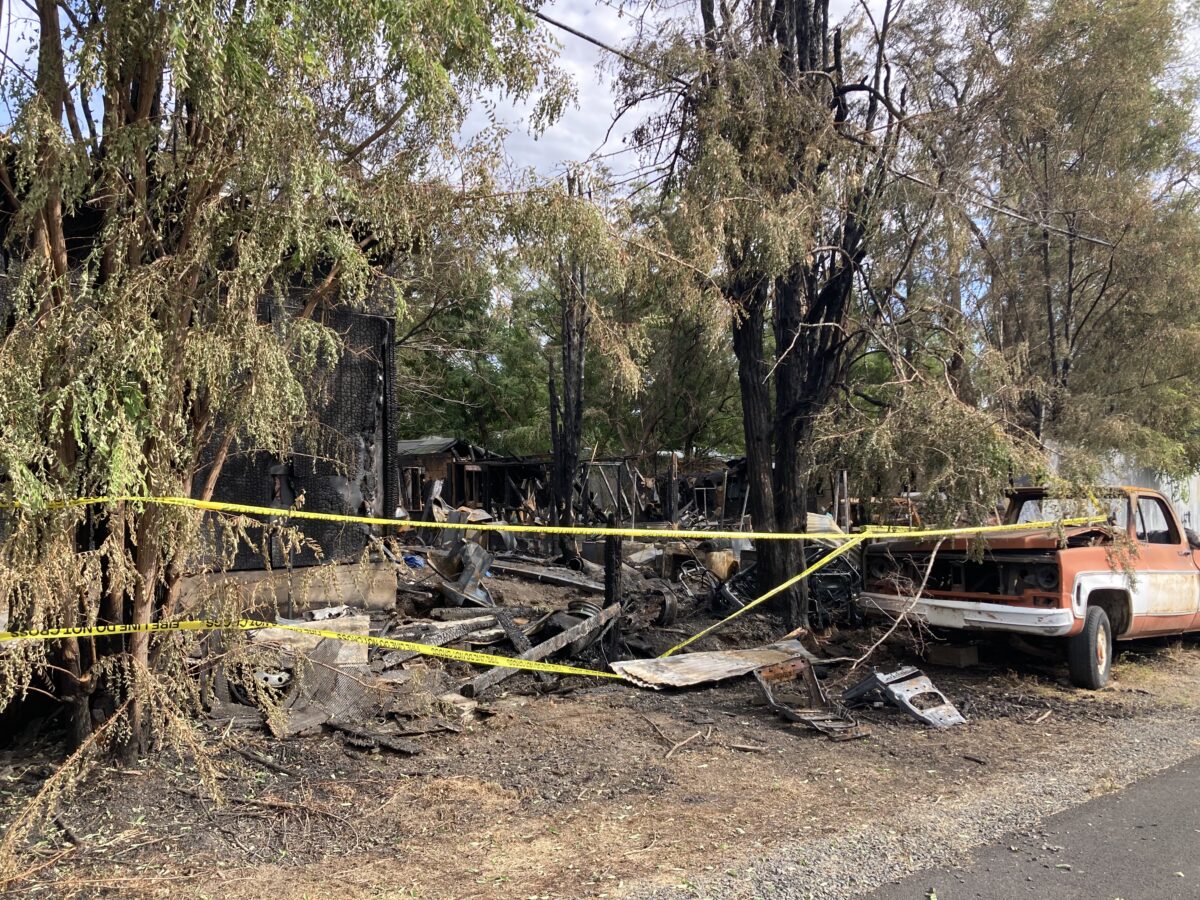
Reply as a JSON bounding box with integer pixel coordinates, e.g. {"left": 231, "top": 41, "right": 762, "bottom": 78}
{"left": 704, "top": 0, "right": 906, "bottom": 627}
{"left": 0, "top": 0, "right": 549, "bottom": 760}
{"left": 549, "top": 172, "right": 591, "bottom": 552}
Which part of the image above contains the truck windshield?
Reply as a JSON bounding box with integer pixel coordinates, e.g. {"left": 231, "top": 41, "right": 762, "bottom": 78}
{"left": 1008, "top": 496, "right": 1127, "bottom": 529}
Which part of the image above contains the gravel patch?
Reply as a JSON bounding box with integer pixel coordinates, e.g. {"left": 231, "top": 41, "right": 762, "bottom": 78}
{"left": 634, "top": 708, "right": 1200, "bottom": 899}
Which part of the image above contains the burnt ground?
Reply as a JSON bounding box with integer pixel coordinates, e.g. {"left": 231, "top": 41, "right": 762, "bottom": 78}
{"left": 3, "top": 576, "right": 1200, "bottom": 899}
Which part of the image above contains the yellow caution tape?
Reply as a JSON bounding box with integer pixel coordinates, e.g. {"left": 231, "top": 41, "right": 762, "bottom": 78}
{"left": 10, "top": 494, "right": 1106, "bottom": 544}
{"left": 263, "top": 620, "right": 622, "bottom": 679}
{"left": 837, "top": 516, "right": 1104, "bottom": 539}
{"left": 0, "top": 619, "right": 233, "bottom": 640}
{"left": 659, "top": 514, "right": 1108, "bottom": 657}
{"left": 0, "top": 618, "right": 622, "bottom": 680}
{"left": 0, "top": 496, "right": 1108, "bottom": 672}
{"left": 660, "top": 535, "right": 871, "bottom": 657}
{"left": 17, "top": 495, "right": 890, "bottom": 542}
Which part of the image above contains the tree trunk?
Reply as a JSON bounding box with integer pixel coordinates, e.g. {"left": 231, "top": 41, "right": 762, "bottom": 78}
{"left": 122, "top": 504, "right": 161, "bottom": 761}
{"left": 731, "top": 278, "right": 806, "bottom": 624}
{"left": 58, "top": 637, "right": 92, "bottom": 750}
{"left": 548, "top": 173, "right": 590, "bottom": 557}
{"left": 945, "top": 226, "right": 975, "bottom": 404}
{"left": 772, "top": 271, "right": 807, "bottom": 628}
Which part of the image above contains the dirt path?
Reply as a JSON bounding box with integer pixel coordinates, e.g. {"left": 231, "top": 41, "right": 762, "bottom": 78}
{"left": 5, "top": 635, "right": 1200, "bottom": 899}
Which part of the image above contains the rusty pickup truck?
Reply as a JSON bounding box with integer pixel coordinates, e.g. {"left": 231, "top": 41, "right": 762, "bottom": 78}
{"left": 860, "top": 486, "right": 1200, "bottom": 688}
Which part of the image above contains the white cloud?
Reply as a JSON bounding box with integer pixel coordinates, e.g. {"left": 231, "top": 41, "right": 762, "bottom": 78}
{"left": 466, "top": 0, "right": 864, "bottom": 179}
{"left": 461, "top": 0, "right": 650, "bottom": 179}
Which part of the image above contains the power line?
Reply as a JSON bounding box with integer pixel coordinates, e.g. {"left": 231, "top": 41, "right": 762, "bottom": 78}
{"left": 527, "top": 7, "right": 691, "bottom": 88}
{"left": 531, "top": 7, "right": 1118, "bottom": 250}
{"left": 896, "top": 171, "right": 1115, "bottom": 248}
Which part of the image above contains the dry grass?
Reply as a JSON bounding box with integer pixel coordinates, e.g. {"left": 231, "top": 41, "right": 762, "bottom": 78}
{"left": 1112, "top": 639, "right": 1200, "bottom": 708}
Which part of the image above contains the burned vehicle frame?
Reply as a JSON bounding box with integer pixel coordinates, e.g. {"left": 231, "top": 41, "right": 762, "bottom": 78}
{"left": 859, "top": 486, "right": 1200, "bottom": 689}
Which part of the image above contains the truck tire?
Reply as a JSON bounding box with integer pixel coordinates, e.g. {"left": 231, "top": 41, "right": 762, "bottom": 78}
{"left": 1067, "top": 606, "right": 1112, "bottom": 689}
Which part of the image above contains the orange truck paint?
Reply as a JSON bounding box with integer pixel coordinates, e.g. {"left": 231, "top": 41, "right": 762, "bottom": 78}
{"left": 860, "top": 487, "right": 1200, "bottom": 641}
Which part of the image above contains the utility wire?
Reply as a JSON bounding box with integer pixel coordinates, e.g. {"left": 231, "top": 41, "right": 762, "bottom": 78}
{"left": 531, "top": 7, "right": 1118, "bottom": 249}
{"left": 896, "top": 171, "right": 1115, "bottom": 248}
{"left": 527, "top": 7, "right": 692, "bottom": 88}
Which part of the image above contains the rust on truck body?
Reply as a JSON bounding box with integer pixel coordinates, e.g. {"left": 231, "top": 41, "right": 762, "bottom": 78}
{"left": 861, "top": 487, "right": 1200, "bottom": 645}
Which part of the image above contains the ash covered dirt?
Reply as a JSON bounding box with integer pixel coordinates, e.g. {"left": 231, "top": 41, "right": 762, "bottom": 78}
{"left": 3, "top": 578, "right": 1200, "bottom": 899}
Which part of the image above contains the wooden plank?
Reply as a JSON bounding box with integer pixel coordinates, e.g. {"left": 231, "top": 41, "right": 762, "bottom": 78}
{"left": 462, "top": 603, "right": 620, "bottom": 698}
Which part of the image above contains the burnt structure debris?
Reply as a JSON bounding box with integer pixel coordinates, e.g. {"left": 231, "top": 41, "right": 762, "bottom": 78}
{"left": 196, "top": 305, "right": 398, "bottom": 571}
{"left": 392, "top": 438, "right": 754, "bottom": 531}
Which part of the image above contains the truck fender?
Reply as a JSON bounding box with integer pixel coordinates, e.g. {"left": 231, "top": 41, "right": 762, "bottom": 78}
{"left": 1072, "top": 572, "right": 1133, "bottom": 637}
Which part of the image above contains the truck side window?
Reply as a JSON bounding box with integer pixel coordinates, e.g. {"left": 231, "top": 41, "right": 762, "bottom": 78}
{"left": 1135, "top": 497, "right": 1179, "bottom": 545}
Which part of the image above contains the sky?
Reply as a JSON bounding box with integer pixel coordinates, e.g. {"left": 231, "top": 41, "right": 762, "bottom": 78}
{"left": 0, "top": 0, "right": 867, "bottom": 179}
{"left": 0, "top": 0, "right": 648, "bottom": 175}
{"left": 460, "top": 0, "right": 651, "bottom": 180}
{"left": 468, "top": 0, "right": 859, "bottom": 180}
{"left": 2, "top": 0, "right": 1196, "bottom": 175}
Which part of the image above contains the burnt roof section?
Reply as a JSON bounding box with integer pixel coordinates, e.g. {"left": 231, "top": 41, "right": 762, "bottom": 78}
{"left": 396, "top": 436, "right": 497, "bottom": 460}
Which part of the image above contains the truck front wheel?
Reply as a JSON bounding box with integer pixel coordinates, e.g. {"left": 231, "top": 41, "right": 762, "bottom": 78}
{"left": 1067, "top": 606, "right": 1112, "bottom": 689}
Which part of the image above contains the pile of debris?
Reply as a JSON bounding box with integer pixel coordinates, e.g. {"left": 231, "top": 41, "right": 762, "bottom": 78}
{"left": 201, "top": 509, "right": 964, "bottom": 753}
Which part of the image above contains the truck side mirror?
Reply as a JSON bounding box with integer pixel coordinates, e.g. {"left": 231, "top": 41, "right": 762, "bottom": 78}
{"left": 1187, "top": 528, "right": 1200, "bottom": 551}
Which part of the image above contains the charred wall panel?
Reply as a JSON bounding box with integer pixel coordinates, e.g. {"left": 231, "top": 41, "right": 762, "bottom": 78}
{"left": 196, "top": 306, "right": 396, "bottom": 570}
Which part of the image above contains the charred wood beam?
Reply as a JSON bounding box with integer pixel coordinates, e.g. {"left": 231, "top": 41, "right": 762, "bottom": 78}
{"left": 488, "top": 561, "right": 605, "bottom": 594}
{"left": 461, "top": 602, "right": 620, "bottom": 698}
{"left": 493, "top": 607, "right": 552, "bottom": 684}
{"left": 380, "top": 616, "right": 497, "bottom": 668}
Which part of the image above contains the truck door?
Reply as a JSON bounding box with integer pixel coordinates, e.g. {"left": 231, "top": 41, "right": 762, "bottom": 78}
{"left": 1132, "top": 494, "right": 1200, "bottom": 634}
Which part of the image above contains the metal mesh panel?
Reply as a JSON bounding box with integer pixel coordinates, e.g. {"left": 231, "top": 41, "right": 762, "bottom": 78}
{"left": 197, "top": 305, "right": 396, "bottom": 570}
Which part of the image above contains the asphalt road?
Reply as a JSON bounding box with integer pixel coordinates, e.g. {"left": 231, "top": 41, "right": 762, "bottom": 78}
{"left": 865, "top": 754, "right": 1200, "bottom": 900}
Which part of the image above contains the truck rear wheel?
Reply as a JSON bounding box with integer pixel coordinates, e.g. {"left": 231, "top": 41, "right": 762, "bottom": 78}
{"left": 1067, "top": 606, "right": 1112, "bottom": 689}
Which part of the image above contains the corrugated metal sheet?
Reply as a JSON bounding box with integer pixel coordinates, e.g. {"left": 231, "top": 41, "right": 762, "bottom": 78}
{"left": 612, "top": 640, "right": 815, "bottom": 689}
{"left": 395, "top": 436, "right": 463, "bottom": 456}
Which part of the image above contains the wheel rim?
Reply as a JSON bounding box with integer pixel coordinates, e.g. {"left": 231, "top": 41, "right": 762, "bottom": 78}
{"left": 1096, "top": 626, "right": 1109, "bottom": 671}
